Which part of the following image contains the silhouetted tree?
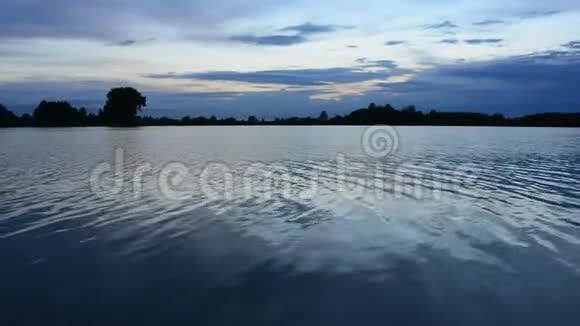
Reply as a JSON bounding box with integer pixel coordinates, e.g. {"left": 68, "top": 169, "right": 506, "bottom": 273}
{"left": 78, "top": 107, "right": 88, "bottom": 121}
{"left": 85, "top": 113, "right": 99, "bottom": 126}
{"left": 248, "top": 116, "right": 258, "bottom": 124}
{"left": 21, "top": 113, "right": 33, "bottom": 126}
{"left": 319, "top": 110, "right": 329, "bottom": 122}
{"left": 101, "top": 87, "right": 146, "bottom": 125}
{"left": 402, "top": 105, "right": 416, "bottom": 113}
{"left": 0, "top": 103, "right": 19, "bottom": 127}
{"left": 33, "top": 101, "right": 82, "bottom": 126}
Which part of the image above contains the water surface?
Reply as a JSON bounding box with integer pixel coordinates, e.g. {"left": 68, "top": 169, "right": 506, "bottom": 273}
{"left": 1, "top": 126, "right": 580, "bottom": 325}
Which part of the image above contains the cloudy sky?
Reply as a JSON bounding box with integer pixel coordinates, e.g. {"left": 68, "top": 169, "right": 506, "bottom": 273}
{"left": 1, "top": 0, "right": 579, "bottom": 117}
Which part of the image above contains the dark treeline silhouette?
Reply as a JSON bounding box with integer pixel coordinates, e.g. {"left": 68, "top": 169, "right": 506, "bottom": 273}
{"left": 1, "top": 90, "right": 579, "bottom": 127}
{"left": 1, "top": 87, "right": 146, "bottom": 127}
{"left": 33, "top": 101, "right": 89, "bottom": 127}
{"left": 0, "top": 103, "right": 20, "bottom": 127}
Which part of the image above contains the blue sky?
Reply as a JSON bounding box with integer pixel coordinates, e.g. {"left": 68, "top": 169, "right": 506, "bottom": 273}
{"left": 1, "top": 0, "right": 579, "bottom": 117}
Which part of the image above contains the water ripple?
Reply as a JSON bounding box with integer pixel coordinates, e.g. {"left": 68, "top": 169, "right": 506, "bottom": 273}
{"left": 1, "top": 127, "right": 580, "bottom": 277}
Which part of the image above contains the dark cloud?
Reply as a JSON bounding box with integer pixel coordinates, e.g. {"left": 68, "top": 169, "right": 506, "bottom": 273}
{"left": 230, "top": 22, "right": 352, "bottom": 46}
{"left": 373, "top": 47, "right": 580, "bottom": 114}
{"left": 384, "top": 41, "right": 406, "bottom": 46}
{"left": 146, "top": 60, "right": 410, "bottom": 86}
{"left": 0, "top": 0, "right": 286, "bottom": 40}
{"left": 563, "top": 41, "right": 580, "bottom": 50}
{"left": 156, "top": 58, "right": 407, "bottom": 87}
{"left": 518, "top": 10, "right": 563, "bottom": 18}
{"left": 439, "top": 39, "right": 459, "bottom": 44}
{"left": 229, "top": 34, "right": 307, "bottom": 46}
{"left": 465, "top": 38, "right": 503, "bottom": 45}
{"left": 116, "top": 40, "right": 138, "bottom": 46}
{"left": 473, "top": 19, "right": 505, "bottom": 26}
{"left": 279, "top": 23, "right": 353, "bottom": 35}
{"left": 436, "top": 52, "right": 580, "bottom": 82}
{"left": 355, "top": 58, "right": 400, "bottom": 69}
{"left": 112, "top": 37, "right": 155, "bottom": 47}
{"left": 425, "top": 21, "right": 459, "bottom": 29}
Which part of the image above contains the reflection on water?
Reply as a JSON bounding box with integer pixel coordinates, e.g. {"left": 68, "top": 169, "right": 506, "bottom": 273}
{"left": 1, "top": 126, "right": 580, "bottom": 325}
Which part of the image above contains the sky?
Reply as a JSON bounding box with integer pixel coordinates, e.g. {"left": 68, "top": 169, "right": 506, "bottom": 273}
{"left": 1, "top": 0, "right": 580, "bottom": 118}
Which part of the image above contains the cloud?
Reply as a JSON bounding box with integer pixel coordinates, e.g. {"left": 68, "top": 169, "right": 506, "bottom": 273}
{"left": 439, "top": 39, "right": 459, "bottom": 44}
{"left": 473, "top": 19, "right": 505, "bottom": 26}
{"left": 0, "top": 0, "right": 287, "bottom": 41}
{"left": 436, "top": 51, "right": 580, "bottom": 82}
{"left": 563, "top": 41, "right": 580, "bottom": 50}
{"left": 372, "top": 47, "right": 580, "bottom": 115}
{"left": 518, "top": 10, "right": 563, "bottom": 19}
{"left": 117, "top": 40, "right": 138, "bottom": 46}
{"left": 355, "top": 58, "right": 400, "bottom": 69}
{"left": 279, "top": 23, "right": 353, "bottom": 35}
{"left": 464, "top": 38, "right": 503, "bottom": 45}
{"left": 229, "top": 21, "right": 353, "bottom": 46}
{"left": 346, "top": 45, "right": 358, "bottom": 49}
{"left": 384, "top": 41, "right": 406, "bottom": 46}
{"left": 229, "top": 34, "right": 307, "bottom": 46}
{"left": 112, "top": 38, "right": 155, "bottom": 47}
{"left": 438, "top": 38, "right": 505, "bottom": 45}
{"left": 147, "top": 67, "right": 406, "bottom": 86}
{"left": 425, "top": 21, "right": 458, "bottom": 29}
{"left": 146, "top": 59, "right": 410, "bottom": 87}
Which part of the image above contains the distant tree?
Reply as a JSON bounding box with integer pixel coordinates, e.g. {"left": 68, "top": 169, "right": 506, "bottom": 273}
{"left": 33, "top": 101, "right": 81, "bottom": 126}
{"left": 402, "top": 105, "right": 417, "bottom": 113}
{"left": 86, "top": 113, "right": 99, "bottom": 125}
{"left": 0, "top": 103, "right": 19, "bottom": 126}
{"left": 181, "top": 116, "right": 192, "bottom": 124}
{"left": 78, "top": 107, "right": 88, "bottom": 121}
{"left": 223, "top": 117, "right": 238, "bottom": 125}
{"left": 319, "top": 110, "right": 329, "bottom": 122}
{"left": 492, "top": 113, "right": 505, "bottom": 120}
{"left": 248, "top": 116, "right": 258, "bottom": 124}
{"left": 101, "top": 87, "right": 146, "bottom": 125}
{"left": 21, "top": 113, "right": 33, "bottom": 126}
{"left": 384, "top": 104, "right": 396, "bottom": 112}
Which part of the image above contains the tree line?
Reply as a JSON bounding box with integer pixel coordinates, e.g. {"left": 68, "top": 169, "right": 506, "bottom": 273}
{"left": 0, "top": 87, "right": 146, "bottom": 127}
{"left": 1, "top": 87, "right": 579, "bottom": 127}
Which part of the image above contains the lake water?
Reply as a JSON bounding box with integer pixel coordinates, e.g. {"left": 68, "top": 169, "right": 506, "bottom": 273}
{"left": 1, "top": 126, "right": 580, "bottom": 325}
